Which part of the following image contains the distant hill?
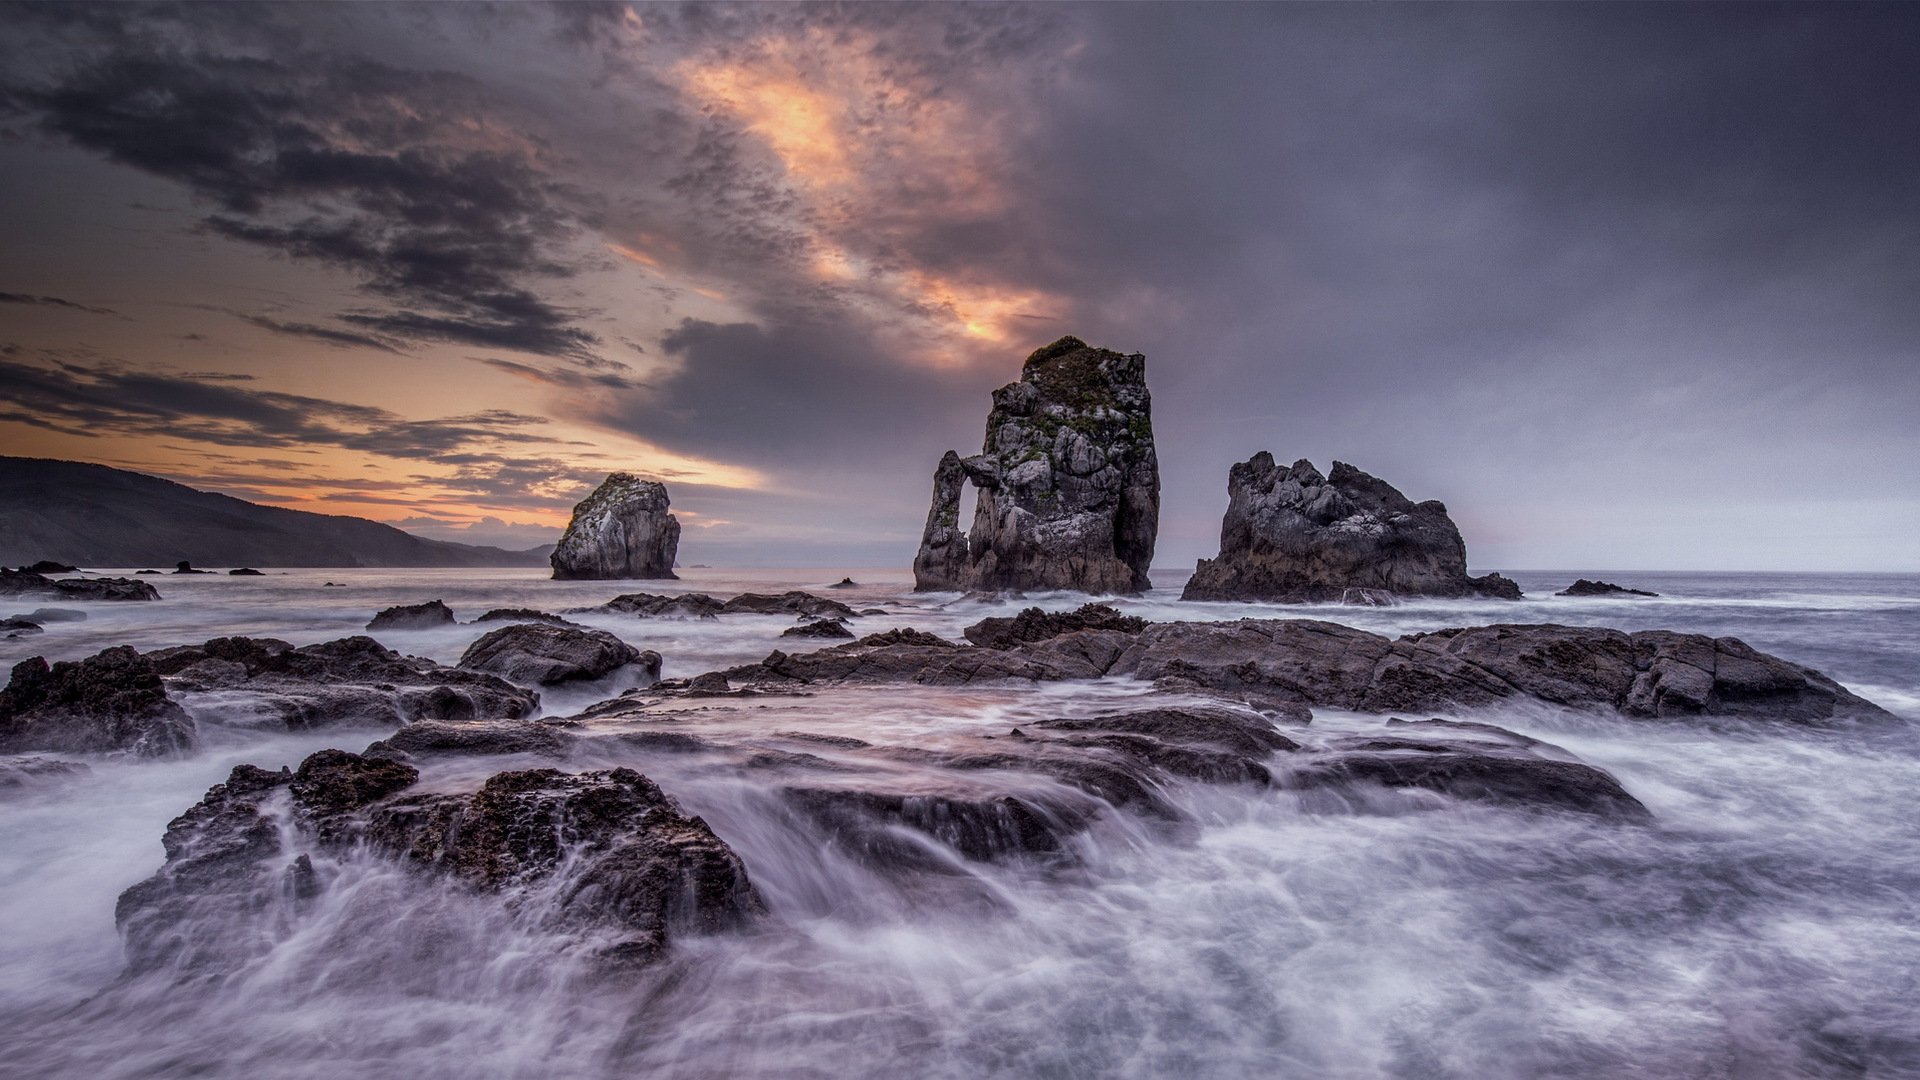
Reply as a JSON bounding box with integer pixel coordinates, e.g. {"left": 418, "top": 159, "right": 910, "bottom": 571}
{"left": 0, "top": 457, "right": 550, "bottom": 568}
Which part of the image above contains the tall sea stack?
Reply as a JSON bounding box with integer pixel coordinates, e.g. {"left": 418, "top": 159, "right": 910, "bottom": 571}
{"left": 550, "top": 474, "right": 681, "bottom": 581}
{"left": 1181, "top": 453, "right": 1520, "bottom": 603}
{"left": 912, "top": 336, "right": 1159, "bottom": 594}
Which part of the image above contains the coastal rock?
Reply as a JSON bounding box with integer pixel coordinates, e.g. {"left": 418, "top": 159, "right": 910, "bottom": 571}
{"left": 1284, "top": 723, "right": 1649, "bottom": 819}
{"left": 457, "top": 623, "right": 656, "bottom": 686}
{"left": 370, "top": 719, "right": 576, "bottom": 759}
{"left": 117, "top": 752, "right": 761, "bottom": 972}
{"left": 0, "top": 647, "right": 196, "bottom": 756}
{"left": 782, "top": 617, "right": 856, "bottom": 640}
{"left": 17, "top": 607, "right": 85, "bottom": 623}
{"left": 19, "top": 560, "right": 78, "bottom": 574}
{"left": 366, "top": 600, "right": 456, "bottom": 631}
{"left": 0, "top": 754, "right": 90, "bottom": 790}
{"left": 1182, "top": 454, "right": 1520, "bottom": 603}
{"left": 601, "top": 592, "right": 725, "bottom": 618}
{"left": 473, "top": 607, "right": 575, "bottom": 626}
{"left": 550, "top": 473, "right": 680, "bottom": 581}
{"left": 1558, "top": 578, "right": 1660, "bottom": 597}
{"left": 721, "top": 591, "right": 856, "bottom": 618}
{"left": 913, "top": 336, "right": 1160, "bottom": 594}
{"left": 2, "top": 618, "right": 41, "bottom": 637}
{"left": 963, "top": 603, "right": 1146, "bottom": 650}
{"left": 172, "top": 561, "right": 210, "bottom": 575}
{"left": 148, "top": 635, "right": 538, "bottom": 730}
{"left": 228, "top": 567, "right": 263, "bottom": 576}
{"left": 0, "top": 567, "right": 160, "bottom": 601}
{"left": 1108, "top": 619, "right": 1893, "bottom": 723}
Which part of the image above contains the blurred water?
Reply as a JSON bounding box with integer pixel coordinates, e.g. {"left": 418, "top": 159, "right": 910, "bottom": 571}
{"left": 0, "top": 566, "right": 1915, "bottom": 1078}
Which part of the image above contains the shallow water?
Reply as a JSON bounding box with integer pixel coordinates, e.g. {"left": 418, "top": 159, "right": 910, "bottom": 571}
{"left": 1, "top": 567, "right": 1916, "bottom": 1078}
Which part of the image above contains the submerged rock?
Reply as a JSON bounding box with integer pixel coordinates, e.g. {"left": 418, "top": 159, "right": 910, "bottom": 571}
{"left": 148, "top": 635, "right": 537, "bottom": 730}
{"left": 18, "top": 560, "right": 78, "bottom": 574}
{"left": 1182, "top": 454, "right": 1520, "bottom": 603}
{"left": 228, "top": 567, "right": 264, "bottom": 576}
{"left": 18, "top": 607, "right": 86, "bottom": 623}
{"left": 366, "top": 600, "right": 456, "bottom": 631}
{"left": 721, "top": 591, "right": 856, "bottom": 618}
{"left": 472, "top": 607, "right": 575, "bottom": 626}
{"left": 0, "top": 754, "right": 90, "bottom": 790}
{"left": 1558, "top": 578, "right": 1660, "bottom": 597}
{"left": 117, "top": 752, "right": 762, "bottom": 972}
{"left": 1, "top": 618, "right": 41, "bottom": 638}
{"left": 550, "top": 473, "right": 681, "bottom": 581}
{"left": 370, "top": 719, "right": 576, "bottom": 759}
{"left": 0, "top": 647, "right": 196, "bottom": 756}
{"left": 782, "top": 617, "right": 856, "bottom": 640}
{"left": 458, "top": 623, "right": 657, "bottom": 686}
{"left": 913, "top": 336, "right": 1160, "bottom": 594}
{"left": 0, "top": 567, "right": 160, "bottom": 601}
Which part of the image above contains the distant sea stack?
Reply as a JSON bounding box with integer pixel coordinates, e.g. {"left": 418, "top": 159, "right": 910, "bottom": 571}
{"left": 550, "top": 473, "right": 681, "bottom": 581}
{"left": 913, "top": 336, "right": 1160, "bottom": 594}
{"left": 1182, "top": 453, "right": 1521, "bottom": 604}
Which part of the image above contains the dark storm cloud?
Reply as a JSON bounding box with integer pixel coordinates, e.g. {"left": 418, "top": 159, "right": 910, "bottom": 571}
{"left": 223, "top": 312, "right": 409, "bottom": 355}
{"left": 0, "top": 292, "right": 118, "bottom": 317}
{"left": 6, "top": 11, "right": 606, "bottom": 363}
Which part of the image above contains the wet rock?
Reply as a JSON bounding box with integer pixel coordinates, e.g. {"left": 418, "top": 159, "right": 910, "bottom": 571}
{"left": 115, "top": 762, "right": 298, "bottom": 972}
{"left": 136, "top": 570, "right": 162, "bottom": 575}
{"left": 688, "top": 671, "right": 731, "bottom": 694}
{"left": 721, "top": 591, "right": 856, "bottom": 618}
{"left": 0, "top": 647, "right": 196, "bottom": 756}
{"left": 2, "top": 618, "right": 41, "bottom": 637}
{"left": 1287, "top": 727, "right": 1650, "bottom": 819}
{"left": 1109, "top": 619, "right": 1892, "bottom": 723}
{"left": 119, "top": 752, "right": 762, "bottom": 973}
{"left": 148, "top": 635, "right": 538, "bottom": 731}
{"left": 783, "top": 786, "right": 1085, "bottom": 864}
{"left": 827, "top": 577, "right": 858, "bottom": 588}
{"left": 0, "top": 568, "right": 160, "bottom": 601}
{"left": 852, "top": 628, "right": 955, "bottom": 649}
{"left": 368, "top": 719, "right": 577, "bottom": 759}
{"left": 1030, "top": 706, "right": 1301, "bottom": 758}
{"left": 550, "top": 473, "right": 680, "bottom": 581}
{"left": 458, "top": 623, "right": 655, "bottom": 686}
{"left": 1558, "top": 578, "right": 1660, "bottom": 597}
{"left": 601, "top": 591, "right": 725, "bottom": 618}
{"left": 362, "top": 766, "right": 761, "bottom": 961}
{"left": 1182, "top": 454, "right": 1521, "bottom": 603}
{"left": 0, "top": 754, "right": 91, "bottom": 790}
{"left": 366, "top": 599, "right": 456, "bottom": 631}
{"left": 913, "top": 336, "right": 1160, "bottom": 594}
{"left": 472, "top": 607, "right": 574, "bottom": 625}
{"left": 18, "top": 607, "right": 85, "bottom": 623}
{"left": 782, "top": 617, "right": 855, "bottom": 640}
{"left": 19, "top": 560, "right": 78, "bottom": 574}
{"left": 963, "top": 602, "right": 1147, "bottom": 649}
{"left": 172, "top": 561, "right": 210, "bottom": 575}
{"left": 228, "top": 567, "right": 263, "bottom": 576}
{"left": 718, "top": 631, "right": 1116, "bottom": 689}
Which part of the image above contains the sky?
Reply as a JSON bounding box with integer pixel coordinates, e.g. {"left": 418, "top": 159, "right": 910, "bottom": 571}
{"left": 1, "top": 2, "right": 1916, "bottom": 572}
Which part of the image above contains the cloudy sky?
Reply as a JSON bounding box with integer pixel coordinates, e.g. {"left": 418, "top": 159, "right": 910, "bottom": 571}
{"left": 1, "top": 2, "right": 1915, "bottom": 571}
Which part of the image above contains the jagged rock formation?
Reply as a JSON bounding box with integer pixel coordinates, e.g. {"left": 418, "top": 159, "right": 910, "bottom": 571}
{"left": 116, "top": 751, "right": 762, "bottom": 972}
{"left": 781, "top": 617, "right": 855, "bottom": 640}
{"left": 963, "top": 603, "right": 1147, "bottom": 650}
{"left": 1559, "top": 579, "right": 1659, "bottom": 597}
{"left": 1183, "top": 454, "right": 1521, "bottom": 603}
{"left": 0, "top": 647, "right": 197, "bottom": 756}
{"left": 913, "top": 337, "right": 1160, "bottom": 594}
{"left": 550, "top": 474, "right": 680, "bottom": 581}
{"left": 457, "top": 623, "right": 658, "bottom": 686}
{"left": 148, "top": 635, "right": 538, "bottom": 730}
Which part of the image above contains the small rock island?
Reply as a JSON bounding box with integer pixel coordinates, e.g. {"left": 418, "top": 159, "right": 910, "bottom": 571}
{"left": 550, "top": 473, "right": 681, "bottom": 581}
{"left": 1183, "top": 453, "right": 1521, "bottom": 603}
{"left": 913, "top": 336, "right": 1160, "bottom": 594}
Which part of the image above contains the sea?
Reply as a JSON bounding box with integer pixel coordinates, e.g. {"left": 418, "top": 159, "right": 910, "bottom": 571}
{"left": 1, "top": 567, "right": 1915, "bottom": 1079}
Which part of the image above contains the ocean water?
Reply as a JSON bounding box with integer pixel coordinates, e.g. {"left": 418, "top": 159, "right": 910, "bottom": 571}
{"left": 1, "top": 567, "right": 1916, "bottom": 1079}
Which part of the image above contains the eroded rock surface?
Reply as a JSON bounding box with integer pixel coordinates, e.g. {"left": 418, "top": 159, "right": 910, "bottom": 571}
{"left": 117, "top": 751, "right": 761, "bottom": 972}
{"left": 0, "top": 647, "right": 196, "bottom": 756}
{"left": 458, "top": 623, "right": 657, "bottom": 686}
{"left": 964, "top": 603, "right": 1146, "bottom": 649}
{"left": 914, "top": 336, "right": 1160, "bottom": 594}
{"left": 149, "top": 635, "right": 538, "bottom": 730}
{"left": 1183, "top": 454, "right": 1520, "bottom": 603}
{"left": 550, "top": 473, "right": 680, "bottom": 581}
